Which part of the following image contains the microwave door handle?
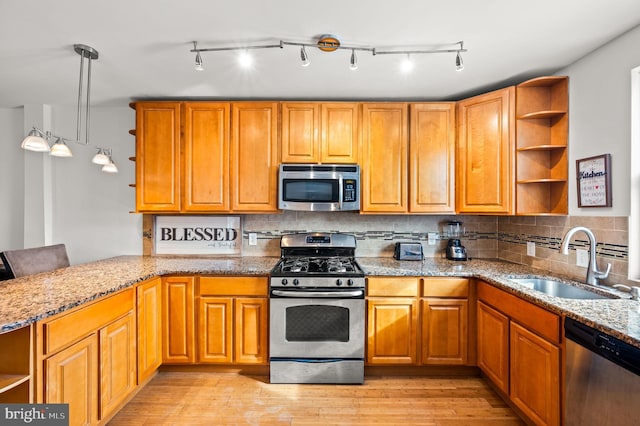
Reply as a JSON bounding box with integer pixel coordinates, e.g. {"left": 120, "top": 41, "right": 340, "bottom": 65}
{"left": 338, "top": 176, "right": 343, "bottom": 210}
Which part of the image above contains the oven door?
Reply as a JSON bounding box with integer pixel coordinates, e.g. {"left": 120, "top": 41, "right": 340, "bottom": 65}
{"left": 269, "top": 294, "right": 365, "bottom": 359}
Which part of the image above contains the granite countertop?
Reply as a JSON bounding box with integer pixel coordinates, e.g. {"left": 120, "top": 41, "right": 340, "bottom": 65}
{"left": 1, "top": 255, "right": 639, "bottom": 350}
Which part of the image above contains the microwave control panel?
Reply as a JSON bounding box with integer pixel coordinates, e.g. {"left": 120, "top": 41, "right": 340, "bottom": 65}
{"left": 343, "top": 179, "right": 357, "bottom": 202}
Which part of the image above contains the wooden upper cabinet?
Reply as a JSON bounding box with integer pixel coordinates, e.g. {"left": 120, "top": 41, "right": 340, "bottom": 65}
{"left": 182, "top": 102, "right": 230, "bottom": 212}
{"left": 281, "top": 102, "right": 320, "bottom": 163}
{"left": 457, "top": 87, "right": 515, "bottom": 214}
{"left": 361, "top": 103, "right": 408, "bottom": 213}
{"left": 231, "top": 102, "right": 279, "bottom": 212}
{"left": 135, "top": 102, "right": 181, "bottom": 212}
{"left": 409, "top": 103, "right": 456, "bottom": 213}
{"left": 321, "top": 103, "right": 360, "bottom": 164}
{"left": 281, "top": 102, "right": 359, "bottom": 164}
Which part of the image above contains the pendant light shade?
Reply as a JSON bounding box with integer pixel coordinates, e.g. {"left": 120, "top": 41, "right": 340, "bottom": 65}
{"left": 50, "top": 138, "right": 73, "bottom": 157}
{"left": 91, "top": 148, "right": 110, "bottom": 165}
{"left": 101, "top": 157, "right": 118, "bottom": 173}
{"left": 455, "top": 51, "right": 464, "bottom": 71}
{"left": 21, "top": 128, "right": 50, "bottom": 152}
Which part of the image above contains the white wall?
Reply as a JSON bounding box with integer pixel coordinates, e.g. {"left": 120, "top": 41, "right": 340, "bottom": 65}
{"left": 559, "top": 24, "right": 640, "bottom": 216}
{"left": 0, "top": 104, "right": 141, "bottom": 264}
{"left": 0, "top": 108, "right": 25, "bottom": 251}
{"left": 50, "top": 106, "right": 141, "bottom": 264}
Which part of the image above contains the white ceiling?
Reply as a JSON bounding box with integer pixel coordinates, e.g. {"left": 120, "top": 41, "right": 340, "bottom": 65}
{"left": 1, "top": 0, "right": 640, "bottom": 108}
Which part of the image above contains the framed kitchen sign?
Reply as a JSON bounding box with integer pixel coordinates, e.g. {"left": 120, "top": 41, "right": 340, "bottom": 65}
{"left": 155, "top": 216, "right": 241, "bottom": 255}
{"left": 576, "top": 154, "right": 612, "bottom": 207}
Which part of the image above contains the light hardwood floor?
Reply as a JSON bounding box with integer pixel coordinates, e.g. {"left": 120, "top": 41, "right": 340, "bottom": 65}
{"left": 109, "top": 372, "right": 525, "bottom": 425}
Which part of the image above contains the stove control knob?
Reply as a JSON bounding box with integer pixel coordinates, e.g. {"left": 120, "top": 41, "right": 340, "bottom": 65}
{"left": 347, "top": 279, "right": 354, "bottom": 286}
{"left": 293, "top": 279, "right": 300, "bottom": 286}
{"left": 336, "top": 279, "right": 343, "bottom": 286}
{"left": 281, "top": 279, "right": 288, "bottom": 286}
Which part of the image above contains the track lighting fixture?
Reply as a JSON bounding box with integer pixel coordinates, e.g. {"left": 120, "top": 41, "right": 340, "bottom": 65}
{"left": 300, "top": 46, "right": 310, "bottom": 67}
{"left": 349, "top": 49, "right": 358, "bottom": 71}
{"left": 190, "top": 34, "right": 467, "bottom": 72}
{"left": 20, "top": 44, "right": 118, "bottom": 173}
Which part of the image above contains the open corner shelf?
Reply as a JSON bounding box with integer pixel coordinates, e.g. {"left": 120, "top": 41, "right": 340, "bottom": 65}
{"left": 515, "top": 76, "right": 569, "bottom": 215}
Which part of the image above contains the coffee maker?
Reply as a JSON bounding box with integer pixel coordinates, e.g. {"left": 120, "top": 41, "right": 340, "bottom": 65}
{"left": 444, "top": 221, "right": 467, "bottom": 261}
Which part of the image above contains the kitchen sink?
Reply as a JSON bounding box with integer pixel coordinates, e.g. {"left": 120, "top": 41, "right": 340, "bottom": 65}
{"left": 509, "top": 278, "right": 615, "bottom": 300}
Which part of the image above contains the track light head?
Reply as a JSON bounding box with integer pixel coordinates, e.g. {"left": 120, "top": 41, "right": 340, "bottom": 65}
{"left": 349, "top": 49, "right": 358, "bottom": 71}
{"left": 300, "top": 46, "right": 310, "bottom": 67}
{"left": 195, "top": 52, "right": 204, "bottom": 71}
{"left": 50, "top": 138, "right": 73, "bottom": 158}
{"left": 456, "top": 51, "right": 464, "bottom": 71}
{"left": 400, "top": 55, "right": 414, "bottom": 73}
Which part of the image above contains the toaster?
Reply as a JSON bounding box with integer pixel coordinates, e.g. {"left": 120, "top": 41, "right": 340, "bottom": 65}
{"left": 393, "top": 242, "right": 424, "bottom": 261}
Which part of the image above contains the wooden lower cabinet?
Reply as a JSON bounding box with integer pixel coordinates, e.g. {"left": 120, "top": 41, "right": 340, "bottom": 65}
{"left": 477, "top": 301, "right": 509, "bottom": 394}
{"left": 197, "top": 276, "right": 269, "bottom": 365}
{"left": 367, "top": 298, "right": 418, "bottom": 364}
{"left": 136, "top": 278, "right": 162, "bottom": 383}
{"left": 45, "top": 334, "right": 99, "bottom": 426}
{"left": 99, "top": 312, "right": 136, "bottom": 420}
{"left": 477, "top": 281, "right": 561, "bottom": 426}
{"left": 421, "top": 299, "right": 468, "bottom": 365}
{"left": 366, "top": 277, "right": 470, "bottom": 366}
{"left": 510, "top": 322, "right": 560, "bottom": 426}
{"left": 162, "top": 276, "right": 196, "bottom": 363}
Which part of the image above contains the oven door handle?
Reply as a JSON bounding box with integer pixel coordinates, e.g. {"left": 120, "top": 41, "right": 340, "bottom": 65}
{"left": 271, "top": 289, "right": 364, "bottom": 298}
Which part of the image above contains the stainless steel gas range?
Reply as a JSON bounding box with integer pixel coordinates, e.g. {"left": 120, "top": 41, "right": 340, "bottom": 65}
{"left": 269, "top": 232, "right": 365, "bottom": 384}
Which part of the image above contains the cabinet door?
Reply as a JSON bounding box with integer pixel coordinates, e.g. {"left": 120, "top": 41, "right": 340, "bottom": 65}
{"left": 367, "top": 298, "right": 418, "bottom": 364}
{"left": 281, "top": 102, "right": 320, "bottom": 163}
{"left": 457, "top": 88, "right": 515, "bottom": 214}
{"left": 361, "top": 103, "right": 408, "bottom": 213}
{"left": 162, "top": 277, "right": 195, "bottom": 363}
{"left": 99, "top": 312, "right": 136, "bottom": 420}
{"left": 45, "top": 334, "right": 98, "bottom": 426}
{"left": 231, "top": 102, "right": 279, "bottom": 212}
{"left": 477, "top": 301, "right": 509, "bottom": 394}
{"left": 183, "top": 102, "right": 231, "bottom": 211}
{"left": 421, "top": 299, "right": 468, "bottom": 365}
{"left": 136, "top": 278, "right": 162, "bottom": 384}
{"left": 321, "top": 103, "right": 360, "bottom": 164}
{"left": 135, "top": 102, "right": 181, "bottom": 212}
{"left": 235, "top": 298, "right": 268, "bottom": 364}
{"left": 197, "top": 297, "right": 233, "bottom": 363}
{"left": 409, "top": 103, "right": 456, "bottom": 213}
{"left": 510, "top": 322, "right": 560, "bottom": 426}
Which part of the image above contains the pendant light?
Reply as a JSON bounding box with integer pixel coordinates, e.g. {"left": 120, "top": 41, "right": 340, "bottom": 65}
{"left": 21, "top": 128, "right": 50, "bottom": 152}
{"left": 50, "top": 138, "right": 73, "bottom": 157}
{"left": 101, "top": 149, "right": 118, "bottom": 173}
{"left": 91, "top": 148, "right": 110, "bottom": 165}
{"left": 19, "top": 44, "right": 118, "bottom": 173}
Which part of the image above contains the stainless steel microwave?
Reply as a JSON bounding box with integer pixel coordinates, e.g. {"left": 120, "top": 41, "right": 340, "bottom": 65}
{"left": 278, "top": 164, "right": 360, "bottom": 211}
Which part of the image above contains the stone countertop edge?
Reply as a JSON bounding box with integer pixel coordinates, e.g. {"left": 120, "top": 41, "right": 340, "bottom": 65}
{"left": 1, "top": 255, "right": 639, "bottom": 350}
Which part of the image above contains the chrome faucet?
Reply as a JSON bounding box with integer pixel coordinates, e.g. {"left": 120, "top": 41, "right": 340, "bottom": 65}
{"left": 559, "top": 226, "right": 611, "bottom": 286}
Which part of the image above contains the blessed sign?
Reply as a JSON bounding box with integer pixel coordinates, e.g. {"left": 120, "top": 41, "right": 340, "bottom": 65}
{"left": 155, "top": 216, "right": 241, "bottom": 255}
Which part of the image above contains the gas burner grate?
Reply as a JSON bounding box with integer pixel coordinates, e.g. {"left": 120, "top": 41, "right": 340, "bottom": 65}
{"left": 279, "top": 257, "right": 359, "bottom": 274}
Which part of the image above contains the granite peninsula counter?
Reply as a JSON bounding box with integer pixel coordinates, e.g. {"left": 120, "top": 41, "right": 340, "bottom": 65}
{"left": 1, "top": 255, "right": 639, "bottom": 350}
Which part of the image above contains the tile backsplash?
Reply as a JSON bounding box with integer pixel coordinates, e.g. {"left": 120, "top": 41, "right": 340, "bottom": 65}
{"left": 144, "top": 212, "right": 631, "bottom": 286}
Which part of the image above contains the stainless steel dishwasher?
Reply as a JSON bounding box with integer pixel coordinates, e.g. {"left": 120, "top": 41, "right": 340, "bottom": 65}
{"left": 564, "top": 317, "right": 640, "bottom": 426}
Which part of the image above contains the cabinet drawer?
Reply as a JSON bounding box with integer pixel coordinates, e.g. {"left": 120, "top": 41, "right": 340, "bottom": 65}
{"left": 199, "top": 276, "right": 268, "bottom": 296}
{"left": 478, "top": 281, "right": 560, "bottom": 344}
{"left": 43, "top": 288, "right": 134, "bottom": 355}
{"left": 367, "top": 277, "right": 419, "bottom": 297}
{"left": 422, "top": 278, "right": 468, "bottom": 298}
